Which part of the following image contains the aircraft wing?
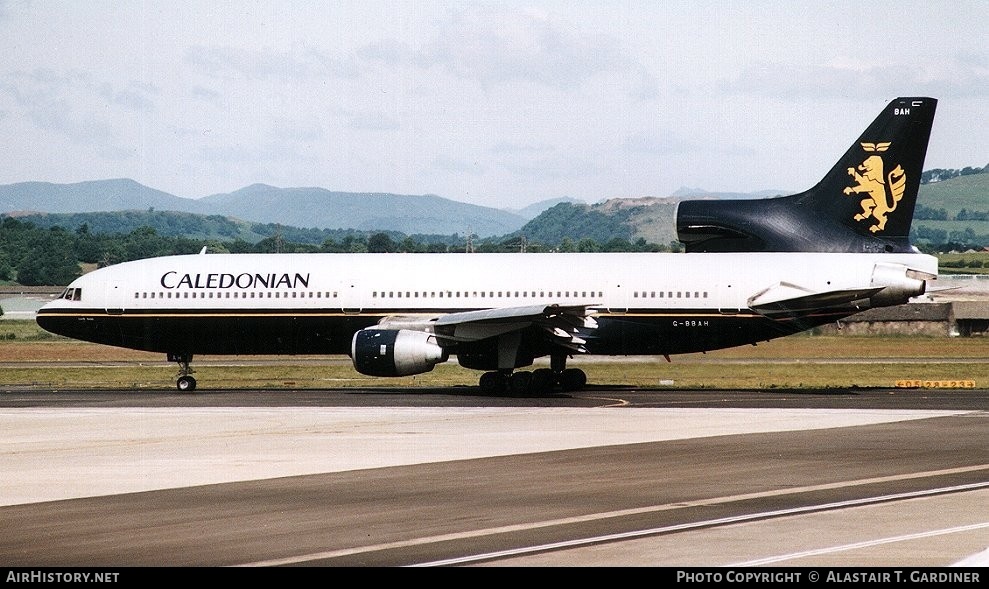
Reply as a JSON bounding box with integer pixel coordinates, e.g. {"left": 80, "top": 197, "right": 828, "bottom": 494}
{"left": 747, "top": 282, "right": 882, "bottom": 316}
{"left": 432, "top": 304, "right": 599, "bottom": 353}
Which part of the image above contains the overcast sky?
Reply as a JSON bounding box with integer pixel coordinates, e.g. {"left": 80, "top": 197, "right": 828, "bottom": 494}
{"left": 0, "top": 1, "right": 986, "bottom": 209}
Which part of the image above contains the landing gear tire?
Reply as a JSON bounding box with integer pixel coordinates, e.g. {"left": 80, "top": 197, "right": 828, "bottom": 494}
{"left": 548, "top": 353, "right": 587, "bottom": 392}
{"left": 177, "top": 375, "right": 197, "bottom": 392}
{"left": 479, "top": 371, "right": 507, "bottom": 395}
{"left": 479, "top": 365, "right": 586, "bottom": 396}
{"left": 168, "top": 352, "right": 197, "bottom": 392}
{"left": 530, "top": 368, "right": 555, "bottom": 394}
{"left": 508, "top": 371, "right": 532, "bottom": 396}
{"left": 559, "top": 368, "right": 587, "bottom": 392}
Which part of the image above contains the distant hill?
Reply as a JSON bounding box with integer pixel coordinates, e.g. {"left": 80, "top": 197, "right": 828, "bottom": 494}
{"left": 197, "top": 184, "right": 526, "bottom": 236}
{"left": 508, "top": 197, "right": 586, "bottom": 220}
{"left": 0, "top": 179, "right": 206, "bottom": 215}
{"left": 916, "top": 172, "right": 989, "bottom": 216}
{"left": 912, "top": 172, "right": 989, "bottom": 248}
{"left": 515, "top": 173, "right": 989, "bottom": 248}
{"left": 11, "top": 210, "right": 267, "bottom": 242}
{"left": 514, "top": 197, "right": 681, "bottom": 247}
{"left": 2, "top": 171, "right": 986, "bottom": 248}
{"left": 670, "top": 187, "right": 789, "bottom": 200}
{"left": 12, "top": 210, "right": 467, "bottom": 248}
{"left": 0, "top": 180, "right": 527, "bottom": 238}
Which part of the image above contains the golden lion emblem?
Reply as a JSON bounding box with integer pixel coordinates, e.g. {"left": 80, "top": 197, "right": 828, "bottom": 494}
{"left": 843, "top": 143, "right": 906, "bottom": 233}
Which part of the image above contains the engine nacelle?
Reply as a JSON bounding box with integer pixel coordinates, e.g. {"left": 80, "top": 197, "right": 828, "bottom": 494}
{"left": 351, "top": 329, "right": 448, "bottom": 377}
{"left": 870, "top": 262, "right": 929, "bottom": 307}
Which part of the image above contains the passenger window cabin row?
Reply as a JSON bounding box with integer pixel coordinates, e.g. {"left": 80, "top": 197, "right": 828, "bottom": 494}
{"left": 128, "top": 289, "right": 710, "bottom": 302}
{"left": 135, "top": 291, "right": 338, "bottom": 299}
{"left": 371, "top": 290, "right": 605, "bottom": 299}
{"left": 633, "top": 291, "right": 708, "bottom": 299}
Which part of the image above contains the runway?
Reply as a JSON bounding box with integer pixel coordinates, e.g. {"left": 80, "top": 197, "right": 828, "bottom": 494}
{"left": 1, "top": 386, "right": 987, "bottom": 568}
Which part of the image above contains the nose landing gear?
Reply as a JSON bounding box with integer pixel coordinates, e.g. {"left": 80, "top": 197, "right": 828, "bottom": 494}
{"left": 168, "top": 352, "right": 197, "bottom": 392}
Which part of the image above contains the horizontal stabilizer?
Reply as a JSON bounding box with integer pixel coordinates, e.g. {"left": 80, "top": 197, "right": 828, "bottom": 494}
{"left": 748, "top": 282, "right": 882, "bottom": 315}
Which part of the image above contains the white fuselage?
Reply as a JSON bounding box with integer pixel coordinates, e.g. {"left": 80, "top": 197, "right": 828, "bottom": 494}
{"left": 42, "top": 251, "right": 937, "bottom": 315}
{"left": 36, "top": 250, "right": 937, "bottom": 364}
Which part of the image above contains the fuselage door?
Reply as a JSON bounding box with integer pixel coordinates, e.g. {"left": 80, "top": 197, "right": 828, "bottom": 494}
{"left": 103, "top": 266, "right": 126, "bottom": 315}
{"left": 606, "top": 283, "right": 629, "bottom": 315}
{"left": 339, "top": 283, "right": 363, "bottom": 315}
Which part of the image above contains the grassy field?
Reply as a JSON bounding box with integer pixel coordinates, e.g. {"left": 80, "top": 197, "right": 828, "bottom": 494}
{"left": 937, "top": 252, "right": 989, "bottom": 275}
{"left": 1, "top": 320, "right": 986, "bottom": 391}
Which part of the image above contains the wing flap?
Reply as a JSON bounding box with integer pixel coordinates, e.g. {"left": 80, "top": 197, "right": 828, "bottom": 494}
{"left": 541, "top": 325, "right": 588, "bottom": 353}
{"left": 433, "top": 304, "right": 598, "bottom": 349}
{"left": 433, "top": 304, "right": 550, "bottom": 326}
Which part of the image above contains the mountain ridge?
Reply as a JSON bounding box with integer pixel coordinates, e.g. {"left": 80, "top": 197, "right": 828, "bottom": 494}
{"left": 0, "top": 179, "right": 530, "bottom": 237}
{"left": 3, "top": 173, "right": 986, "bottom": 248}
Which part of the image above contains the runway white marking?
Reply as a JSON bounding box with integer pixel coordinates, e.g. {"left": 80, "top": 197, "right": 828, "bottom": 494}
{"left": 246, "top": 474, "right": 989, "bottom": 567}
{"left": 730, "top": 521, "right": 989, "bottom": 567}
{"left": 0, "top": 407, "right": 966, "bottom": 506}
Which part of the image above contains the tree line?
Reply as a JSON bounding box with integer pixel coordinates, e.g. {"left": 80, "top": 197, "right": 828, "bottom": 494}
{"left": 914, "top": 205, "right": 989, "bottom": 222}
{"left": 4, "top": 167, "right": 988, "bottom": 288}
{"left": 921, "top": 164, "right": 989, "bottom": 184}
{"left": 0, "top": 216, "right": 678, "bottom": 286}
{"left": 2, "top": 213, "right": 986, "bottom": 288}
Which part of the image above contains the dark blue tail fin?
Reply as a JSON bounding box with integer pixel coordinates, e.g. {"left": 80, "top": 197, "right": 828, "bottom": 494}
{"left": 677, "top": 97, "right": 937, "bottom": 253}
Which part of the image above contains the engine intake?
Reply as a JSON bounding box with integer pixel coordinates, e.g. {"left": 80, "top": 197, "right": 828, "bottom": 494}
{"left": 351, "top": 329, "right": 448, "bottom": 377}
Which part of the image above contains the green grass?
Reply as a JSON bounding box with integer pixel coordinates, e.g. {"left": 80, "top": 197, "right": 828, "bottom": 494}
{"left": 1, "top": 326, "right": 986, "bottom": 391}
{"left": 3, "top": 358, "right": 986, "bottom": 391}
{"left": 0, "top": 321, "right": 61, "bottom": 341}
{"left": 919, "top": 173, "right": 989, "bottom": 215}
{"left": 0, "top": 320, "right": 989, "bottom": 391}
{"left": 937, "top": 252, "right": 989, "bottom": 274}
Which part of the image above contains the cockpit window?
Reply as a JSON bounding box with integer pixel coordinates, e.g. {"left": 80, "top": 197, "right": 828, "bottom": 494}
{"left": 60, "top": 288, "right": 82, "bottom": 301}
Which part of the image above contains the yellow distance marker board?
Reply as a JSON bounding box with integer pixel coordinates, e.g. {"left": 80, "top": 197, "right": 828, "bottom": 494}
{"left": 895, "top": 380, "right": 976, "bottom": 389}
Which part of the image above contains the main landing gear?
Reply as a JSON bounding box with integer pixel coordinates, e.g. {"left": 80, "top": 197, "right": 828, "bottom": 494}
{"left": 167, "top": 352, "right": 196, "bottom": 392}
{"left": 477, "top": 354, "right": 587, "bottom": 396}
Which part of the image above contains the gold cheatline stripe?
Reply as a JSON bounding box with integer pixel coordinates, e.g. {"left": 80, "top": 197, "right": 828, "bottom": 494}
{"left": 38, "top": 310, "right": 762, "bottom": 319}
